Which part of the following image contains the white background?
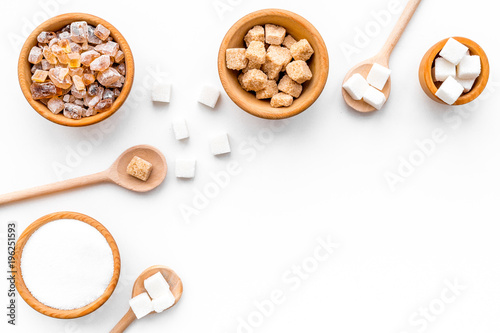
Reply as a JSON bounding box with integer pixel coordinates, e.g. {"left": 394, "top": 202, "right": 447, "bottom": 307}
{"left": 1, "top": 0, "right": 500, "bottom": 332}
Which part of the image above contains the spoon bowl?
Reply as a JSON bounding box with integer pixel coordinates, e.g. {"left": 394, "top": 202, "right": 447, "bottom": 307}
{"left": 110, "top": 266, "right": 183, "bottom": 333}
{"left": 342, "top": 58, "right": 392, "bottom": 113}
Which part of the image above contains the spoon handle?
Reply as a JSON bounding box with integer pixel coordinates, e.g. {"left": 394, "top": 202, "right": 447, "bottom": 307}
{"left": 379, "top": 0, "right": 422, "bottom": 59}
{"left": 0, "top": 171, "right": 110, "bottom": 205}
{"left": 110, "top": 309, "right": 136, "bottom": 333}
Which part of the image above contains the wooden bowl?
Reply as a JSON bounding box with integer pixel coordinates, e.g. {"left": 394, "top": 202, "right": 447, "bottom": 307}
{"left": 418, "top": 37, "right": 489, "bottom": 106}
{"left": 14, "top": 211, "right": 121, "bottom": 319}
{"left": 218, "top": 9, "right": 329, "bottom": 119}
{"left": 18, "top": 13, "right": 135, "bottom": 127}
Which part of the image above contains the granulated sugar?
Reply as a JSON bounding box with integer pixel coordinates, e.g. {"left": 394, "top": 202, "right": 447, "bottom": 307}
{"left": 21, "top": 219, "right": 114, "bottom": 310}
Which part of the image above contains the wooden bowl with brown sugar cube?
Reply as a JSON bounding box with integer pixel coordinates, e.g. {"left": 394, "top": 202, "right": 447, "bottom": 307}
{"left": 218, "top": 9, "right": 329, "bottom": 119}
{"left": 18, "top": 13, "right": 134, "bottom": 127}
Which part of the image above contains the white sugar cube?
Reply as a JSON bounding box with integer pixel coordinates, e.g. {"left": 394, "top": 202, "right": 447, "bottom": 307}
{"left": 343, "top": 73, "right": 369, "bottom": 101}
{"left": 144, "top": 272, "right": 172, "bottom": 299}
{"left": 457, "top": 55, "right": 481, "bottom": 80}
{"left": 129, "top": 292, "right": 153, "bottom": 319}
{"left": 363, "top": 86, "right": 386, "bottom": 110}
{"left": 209, "top": 132, "right": 231, "bottom": 155}
{"left": 175, "top": 159, "right": 196, "bottom": 178}
{"left": 439, "top": 38, "right": 468, "bottom": 65}
{"left": 198, "top": 85, "right": 220, "bottom": 108}
{"left": 435, "top": 76, "right": 464, "bottom": 105}
{"left": 152, "top": 293, "right": 176, "bottom": 313}
{"left": 366, "top": 63, "right": 391, "bottom": 90}
{"left": 456, "top": 78, "right": 476, "bottom": 93}
{"left": 172, "top": 118, "right": 189, "bottom": 140}
{"left": 434, "top": 57, "right": 456, "bottom": 81}
{"left": 152, "top": 83, "right": 171, "bottom": 103}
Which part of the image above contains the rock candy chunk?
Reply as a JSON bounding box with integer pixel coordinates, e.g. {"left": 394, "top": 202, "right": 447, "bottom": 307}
{"left": 30, "top": 82, "right": 59, "bottom": 100}
{"left": 70, "top": 42, "right": 82, "bottom": 54}
{"left": 49, "top": 67, "right": 72, "bottom": 89}
{"left": 103, "top": 89, "right": 115, "bottom": 100}
{"left": 63, "top": 103, "right": 84, "bottom": 119}
{"left": 37, "top": 31, "right": 56, "bottom": 44}
{"left": 73, "top": 75, "right": 86, "bottom": 91}
{"left": 94, "top": 24, "right": 110, "bottom": 41}
{"left": 244, "top": 25, "right": 265, "bottom": 47}
{"left": 71, "top": 84, "right": 86, "bottom": 99}
{"left": 81, "top": 50, "right": 101, "bottom": 66}
{"left": 82, "top": 73, "right": 95, "bottom": 85}
{"left": 94, "top": 41, "right": 119, "bottom": 57}
{"left": 31, "top": 70, "right": 49, "bottom": 83}
{"left": 116, "top": 63, "right": 126, "bottom": 76}
{"left": 87, "top": 26, "right": 103, "bottom": 45}
{"left": 47, "top": 97, "right": 64, "bottom": 114}
{"left": 115, "top": 50, "right": 125, "bottom": 63}
{"left": 95, "top": 98, "right": 113, "bottom": 112}
{"left": 70, "top": 21, "right": 88, "bottom": 43}
{"left": 43, "top": 46, "right": 58, "bottom": 64}
{"left": 97, "top": 68, "right": 121, "bottom": 87}
{"left": 83, "top": 107, "right": 97, "bottom": 117}
{"left": 28, "top": 46, "right": 43, "bottom": 64}
{"left": 59, "top": 31, "right": 71, "bottom": 41}
{"left": 90, "top": 55, "right": 111, "bottom": 71}
{"left": 31, "top": 63, "right": 42, "bottom": 74}
{"left": 270, "top": 92, "right": 293, "bottom": 107}
{"left": 68, "top": 53, "right": 81, "bottom": 68}
{"left": 87, "top": 83, "right": 100, "bottom": 96}
{"left": 69, "top": 67, "right": 84, "bottom": 77}
{"left": 59, "top": 39, "right": 72, "bottom": 53}
{"left": 41, "top": 59, "right": 53, "bottom": 71}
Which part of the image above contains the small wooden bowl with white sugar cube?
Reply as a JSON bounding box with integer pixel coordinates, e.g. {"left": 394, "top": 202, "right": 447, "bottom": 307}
{"left": 218, "top": 9, "right": 329, "bottom": 119}
{"left": 419, "top": 37, "right": 489, "bottom": 106}
{"left": 18, "top": 13, "right": 134, "bottom": 127}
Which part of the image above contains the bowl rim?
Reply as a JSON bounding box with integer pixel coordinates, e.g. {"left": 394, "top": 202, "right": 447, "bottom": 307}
{"left": 18, "top": 12, "right": 135, "bottom": 127}
{"left": 419, "top": 36, "right": 489, "bottom": 106}
{"left": 218, "top": 8, "right": 329, "bottom": 119}
{"left": 14, "top": 211, "right": 121, "bottom": 319}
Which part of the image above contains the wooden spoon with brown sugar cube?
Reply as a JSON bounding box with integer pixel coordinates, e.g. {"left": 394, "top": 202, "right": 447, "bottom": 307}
{"left": 0, "top": 145, "right": 167, "bottom": 205}
{"left": 342, "top": 0, "right": 422, "bottom": 112}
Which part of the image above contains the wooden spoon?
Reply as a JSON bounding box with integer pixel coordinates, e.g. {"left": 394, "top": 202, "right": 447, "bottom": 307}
{"left": 0, "top": 145, "right": 167, "bottom": 205}
{"left": 342, "top": 0, "right": 422, "bottom": 112}
{"left": 110, "top": 266, "right": 183, "bottom": 333}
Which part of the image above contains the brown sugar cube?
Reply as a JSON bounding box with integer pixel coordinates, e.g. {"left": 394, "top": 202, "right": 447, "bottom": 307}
{"left": 286, "top": 60, "right": 313, "bottom": 84}
{"left": 282, "top": 35, "right": 297, "bottom": 49}
{"left": 270, "top": 93, "right": 293, "bottom": 108}
{"left": 126, "top": 156, "right": 153, "bottom": 182}
{"left": 290, "top": 39, "right": 314, "bottom": 61}
{"left": 261, "top": 60, "right": 281, "bottom": 80}
{"left": 256, "top": 80, "right": 279, "bottom": 99}
{"left": 244, "top": 25, "right": 265, "bottom": 47}
{"left": 278, "top": 75, "right": 302, "bottom": 98}
{"left": 266, "top": 45, "right": 292, "bottom": 69}
{"left": 240, "top": 69, "right": 267, "bottom": 91}
{"left": 225, "top": 48, "right": 248, "bottom": 70}
{"left": 238, "top": 73, "right": 250, "bottom": 91}
{"left": 265, "top": 24, "right": 286, "bottom": 45}
{"left": 246, "top": 41, "right": 266, "bottom": 65}
{"left": 242, "top": 60, "right": 261, "bottom": 73}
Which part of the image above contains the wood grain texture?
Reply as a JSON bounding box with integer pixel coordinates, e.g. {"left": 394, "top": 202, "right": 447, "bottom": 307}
{"left": 0, "top": 145, "right": 167, "bottom": 205}
{"left": 218, "top": 9, "right": 329, "bottom": 119}
{"left": 342, "top": 0, "right": 421, "bottom": 113}
{"left": 110, "top": 265, "right": 183, "bottom": 333}
{"left": 418, "top": 37, "right": 490, "bottom": 106}
{"left": 14, "top": 212, "right": 121, "bottom": 319}
{"left": 18, "top": 13, "right": 135, "bottom": 127}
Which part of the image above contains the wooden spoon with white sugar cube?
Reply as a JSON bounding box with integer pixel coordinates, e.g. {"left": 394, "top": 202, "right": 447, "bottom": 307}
{"left": 0, "top": 145, "right": 167, "bottom": 205}
{"left": 110, "top": 266, "right": 183, "bottom": 333}
{"left": 342, "top": 0, "right": 422, "bottom": 112}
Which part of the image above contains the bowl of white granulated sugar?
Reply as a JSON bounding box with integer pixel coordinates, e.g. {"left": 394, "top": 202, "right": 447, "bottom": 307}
{"left": 14, "top": 211, "right": 120, "bottom": 319}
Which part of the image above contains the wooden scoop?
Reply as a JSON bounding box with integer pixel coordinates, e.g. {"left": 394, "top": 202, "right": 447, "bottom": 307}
{"left": 342, "top": 0, "right": 422, "bottom": 112}
{"left": 110, "top": 266, "right": 183, "bottom": 333}
{"left": 0, "top": 145, "right": 167, "bottom": 205}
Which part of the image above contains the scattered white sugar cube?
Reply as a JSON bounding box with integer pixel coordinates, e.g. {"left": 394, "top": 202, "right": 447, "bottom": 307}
{"left": 363, "top": 86, "right": 386, "bottom": 110}
{"left": 129, "top": 292, "right": 153, "bottom": 319}
{"left": 175, "top": 159, "right": 196, "bottom": 178}
{"left": 152, "top": 293, "right": 176, "bottom": 313}
{"left": 209, "top": 132, "right": 231, "bottom": 155}
{"left": 439, "top": 38, "right": 468, "bottom": 65}
{"left": 457, "top": 55, "right": 481, "bottom": 80}
{"left": 198, "top": 85, "right": 220, "bottom": 108}
{"left": 366, "top": 63, "right": 391, "bottom": 90}
{"left": 434, "top": 57, "right": 456, "bottom": 81}
{"left": 152, "top": 83, "right": 171, "bottom": 103}
{"left": 144, "top": 272, "right": 172, "bottom": 299}
{"left": 172, "top": 118, "right": 189, "bottom": 140}
{"left": 343, "top": 73, "right": 369, "bottom": 101}
{"left": 435, "top": 76, "right": 464, "bottom": 105}
{"left": 456, "top": 78, "right": 476, "bottom": 93}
